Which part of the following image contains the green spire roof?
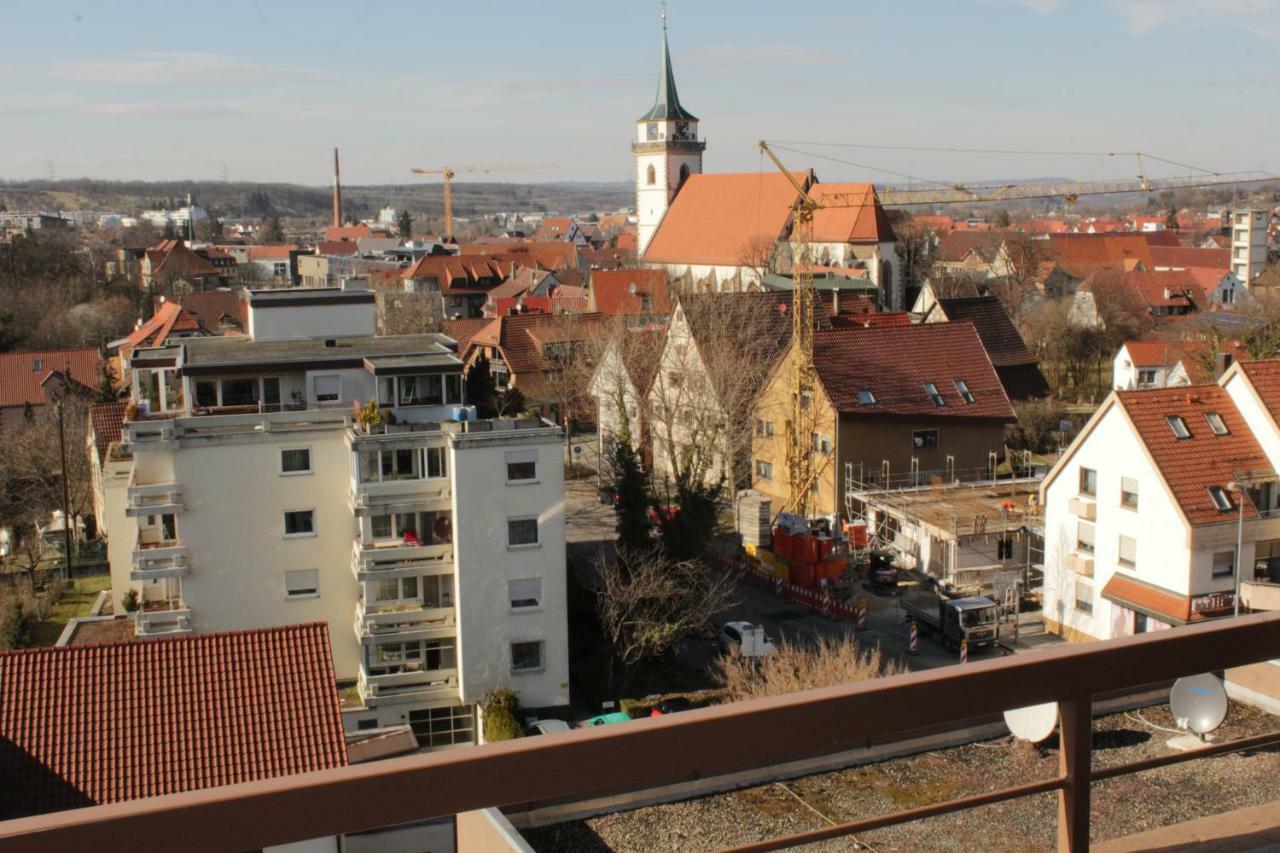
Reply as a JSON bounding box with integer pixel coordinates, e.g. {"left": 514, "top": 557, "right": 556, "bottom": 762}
{"left": 638, "top": 17, "right": 698, "bottom": 123}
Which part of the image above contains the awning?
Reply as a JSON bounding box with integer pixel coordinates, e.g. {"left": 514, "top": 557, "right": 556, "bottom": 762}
{"left": 1101, "top": 574, "right": 1195, "bottom": 626}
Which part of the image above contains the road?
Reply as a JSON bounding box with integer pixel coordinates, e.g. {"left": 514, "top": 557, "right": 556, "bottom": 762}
{"left": 561, "top": 442, "right": 1061, "bottom": 679}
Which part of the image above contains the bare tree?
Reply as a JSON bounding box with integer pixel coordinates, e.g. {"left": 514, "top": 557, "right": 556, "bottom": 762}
{"left": 989, "top": 233, "right": 1045, "bottom": 320}
{"left": 715, "top": 633, "right": 903, "bottom": 702}
{"left": 587, "top": 546, "right": 738, "bottom": 699}
{"left": 737, "top": 235, "right": 780, "bottom": 290}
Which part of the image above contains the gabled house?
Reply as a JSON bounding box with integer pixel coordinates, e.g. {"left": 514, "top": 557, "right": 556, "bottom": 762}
{"left": 751, "top": 322, "right": 1016, "bottom": 517}
{"left": 919, "top": 294, "right": 1050, "bottom": 400}
{"left": 0, "top": 348, "right": 102, "bottom": 428}
{"left": 588, "top": 328, "right": 665, "bottom": 463}
{"left": 140, "top": 240, "right": 223, "bottom": 293}
{"left": 1070, "top": 270, "right": 1208, "bottom": 327}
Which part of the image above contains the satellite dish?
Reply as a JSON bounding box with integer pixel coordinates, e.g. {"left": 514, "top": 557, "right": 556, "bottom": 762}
{"left": 1170, "top": 673, "right": 1228, "bottom": 735}
{"left": 1004, "top": 702, "right": 1058, "bottom": 743}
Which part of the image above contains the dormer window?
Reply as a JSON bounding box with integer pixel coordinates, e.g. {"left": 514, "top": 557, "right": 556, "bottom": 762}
{"left": 1208, "top": 486, "right": 1234, "bottom": 512}
{"left": 857, "top": 389, "right": 876, "bottom": 405}
{"left": 954, "top": 379, "right": 975, "bottom": 405}
{"left": 923, "top": 382, "right": 944, "bottom": 407}
{"left": 1204, "top": 412, "right": 1229, "bottom": 436}
{"left": 1167, "top": 415, "right": 1191, "bottom": 440}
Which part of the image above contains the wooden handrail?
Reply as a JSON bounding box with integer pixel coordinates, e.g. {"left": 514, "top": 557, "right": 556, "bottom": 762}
{"left": 3, "top": 611, "right": 1280, "bottom": 852}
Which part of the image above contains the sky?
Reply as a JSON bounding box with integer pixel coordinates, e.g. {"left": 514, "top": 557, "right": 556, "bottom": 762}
{"left": 0, "top": 0, "right": 1277, "bottom": 188}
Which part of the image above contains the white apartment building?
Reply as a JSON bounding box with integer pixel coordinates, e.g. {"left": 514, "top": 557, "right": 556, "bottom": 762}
{"left": 1231, "top": 209, "right": 1268, "bottom": 286}
{"left": 97, "top": 283, "right": 570, "bottom": 748}
{"left": 1040, "top": 371, "right": 1280, "bottom": 644}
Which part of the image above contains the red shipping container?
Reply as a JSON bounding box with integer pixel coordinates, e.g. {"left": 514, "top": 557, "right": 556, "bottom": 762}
{"left": 847, "top": 522, "right": 868, "bottom": 548}
{"left": 817, "top": 555, "right": 847, "bottom": 585}
{"left": 772, "top": 528, "right": 793, "bottom": 561}
{"left": 793, "top": 534, "right": 819, "bottom": 565}
{"left": 788, "top": 560, "right": 817, "bottom": 589}
{"left": 815, "top": 535, "right": 834, "bottom": 562}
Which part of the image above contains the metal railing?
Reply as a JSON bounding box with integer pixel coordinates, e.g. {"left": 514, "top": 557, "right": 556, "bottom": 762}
{"left": 4, "top": 613, "right": 1280, "bottom": 851}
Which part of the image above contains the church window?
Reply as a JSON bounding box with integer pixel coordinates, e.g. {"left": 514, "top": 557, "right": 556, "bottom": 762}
{"left": 646, "top": 164, "right": 656, "bottom": 186}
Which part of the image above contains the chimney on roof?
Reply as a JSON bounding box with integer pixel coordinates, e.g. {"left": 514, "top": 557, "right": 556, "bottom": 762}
{"left": 832, "top": 288, "right": 840, "bottom": 316}
{"left": 332, "top": 148, "right": 343, "bottom": 228}
{"left": 1215, "top": 352, "right": 1233, "bottom": 380}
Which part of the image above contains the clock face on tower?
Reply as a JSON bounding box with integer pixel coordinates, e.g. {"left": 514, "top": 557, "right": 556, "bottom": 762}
{"left": 646, "top": 122, "right": 659, "bottom": 141}
{"left": 674, "top": 121, "right": 690, "bottom": 140}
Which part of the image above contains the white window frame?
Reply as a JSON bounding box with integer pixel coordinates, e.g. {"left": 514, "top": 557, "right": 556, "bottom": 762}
{"left": 285, "top": 568, "right": 320, "bottom": 599}
{"left": 954, "top": 379, "right": 975, "bottom": 405}
{"left": 1204, "top": 411, "right": 1229, "bottom": 436}
{"left": 508, "top": 577, "right": 543, "bottom": 611}
{"left": 1208, "top": 486, "right": 1233, "bottom": 512}
{"left": 507, "top": 517, "right": 540, "bottom": 549}
{"left": 510, "top": 639, "right": 546, "bottom": 674}
{"left": 279, "top": 446, "right": 313, "bottom": 476}
{"left": 505, "top": 449, "right": 538, "bottom": 485}
{"left": 1212, "top": 549, "right": 1235, "bottom": 578}
{"left": 283, "top": 509, "right": 317, "bottom": 538}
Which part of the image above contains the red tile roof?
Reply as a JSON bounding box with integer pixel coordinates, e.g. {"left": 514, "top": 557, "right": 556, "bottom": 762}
{"left": 809, "top": 183, "right": 895, "bottom": 243}
{"left": 442, "top": 317, "right": 493, "bottom": 350}
{"left": 1115, "top": 384, "right": 1270, "bottom": 525}
{"left": 1123, "top": 340, "right": 1193, "bottom": 368}
{"left": 812, "top": 322, "right": 1015, "bottom": 420}
{"left": 89, "top": 401, "right": 127, "bottom": 464}
{"left": 1150, "top": 245, "right": 1230, "bottom": 271}
{"left": 316, "top": 240, "right": 359, "bottom": 256}
{"left": 1046, "top": 233, "right": 1156, "bottom": 275}
{"left": 0, "top": 623, "right": 348, "bottom": 819}
{"left": 934, "top": 231, "right": 1007, "bottom": 264}
{"left": 248, "top": 244, "right": 297, "bottom": 261}
{"left": 590, "top": 269, "right": 671, "bottom": 315}
{"left": 0, "top": 348, "right": 101, "bottom": 409}
{"left": 456, "top": 241, "right": 580, "bottom": 272}
{"left": 146, "top": 240, "right": 219, "bottom": 278}
{"left": 464, "top": 312, "right": 611, "bottom": 400}
{"left": 324, "top": 224, "right": 371, "bottom": 241}
{"left": 1081, "top": 269, "right": 1207, "bottom": 311}
{"left": 174, "top": 289, "right": 246, "bottom": 331}
{"left": 1235, "top": 360, "right": 1280, "bottom": 415}
{"left": 119, "top": 301, "right": 192, "bottom": 354}
{"left": 933, "top": 295, "right": 1036, "bottom": 368}
{"left": 643, "top": 171, "right": 811, "bottom": 266}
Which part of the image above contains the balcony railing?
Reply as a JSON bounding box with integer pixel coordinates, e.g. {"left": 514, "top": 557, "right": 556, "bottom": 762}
{"left": 125, "top": 481, "right": 184, "bottom": 517}
{"left": 134, "top": 600, "right": 192, "bottom": 637}
{"left": 354, "top": 600, "right": 455, "bottom": 641}
{"left": 350, "top": 538, "right": 453, "bottom": 580}
{"left": 7, "top": 612, "right": 1280, "bottom": 852}
{"left": 130, "top": 537, "right": 188, "bottom": 581}
{"left": 349, "top": 477, "right": 451, "bottom": 514}
{"left": 356, "top": 665, "right": 459, "bottom": 706}
{"left": 125, "top": 407, "right": 350, "bottom": 445}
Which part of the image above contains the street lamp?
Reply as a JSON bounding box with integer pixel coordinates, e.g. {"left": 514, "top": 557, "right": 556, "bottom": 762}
{"left": 1229, "top": 482, "right": 1245, "bottom": 618}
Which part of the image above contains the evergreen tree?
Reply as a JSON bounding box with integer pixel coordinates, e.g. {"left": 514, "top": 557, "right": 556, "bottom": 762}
{"left": 465, "top": 353, "right": 496, "bottom": 416}
{"left": 161, "top": 219, "right": 177, "bottom": 240}
{"left": 611, "top": 436, "right": 651, "bottom": 553}
{"left": 398, "top": 210, "right": 413, "bottom": 241}
{"left": 261, "top": 215, "right": 285, "bottom": 243}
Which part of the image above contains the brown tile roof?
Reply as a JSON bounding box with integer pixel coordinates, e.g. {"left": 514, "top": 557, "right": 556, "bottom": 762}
{"left": 247, "top": 244, "right": 297, "bottom": 261}
{"left": 147, "top": 240, "right": 219, "bottom": 278}
{"left": 0, "top": 348, "right": 101, "bottom": 409}
{"left": 174, "top": 289, "right": 246, "bottom": 331}
{"left": 442, "top": 317, "right": 495, "bottom": 350}
{"left": 456, "top": 241, "right": 580, "bottom": 272}
{"left": 89, "top": 401, "right": 127, "bottom": 464}
{"left": 0, "top": 623, "right": 348, "bottom": 820}
{"left": 464, "top": 312, "right": 611, "bottom": 400}
{"left": 590, "top": 269, "right": 671, "bottom": 315}
{"left": 1150, "top": 245, "right": 1230, "bottom": 271}
{"left": 812, "top": 322, "right": 1015, "bottom": 420}
{"left": 316, "top": 240, "right": 360, "bottom": 256}
{"left": 1115, "top": 384, "right": 1270, "bottom": 525}
{"left": 643, "top": 171, "right": 811, "bottom": 266}
{"left": 1081, "top": 269, "right": 1207, "bottom": 311}
{"left": 809, "top": 183, "right": 895, "bottom": 243}
{"left": 1046, "top": 233, "right": 1156, "bottom": 273}
{"left": 934, "top": 231, "right": 1007, "bottom": 264}
{"left": 934, "top": 296, "right": 1035, "bottom": 367}
{"left": 324, "top": 224, "right": 371, "bottom": 241}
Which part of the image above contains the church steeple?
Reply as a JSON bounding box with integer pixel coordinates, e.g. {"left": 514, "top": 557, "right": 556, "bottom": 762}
{"left": 638, "top": 8, "right": 698, "bottom": 122}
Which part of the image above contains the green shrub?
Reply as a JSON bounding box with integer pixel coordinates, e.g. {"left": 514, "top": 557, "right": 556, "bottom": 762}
{"left": 481, "top": 688, "right": 523, "bottom": 742}
{"left": 122, "top": 589, "right": 139, "bottom": 613}
{"left": 0, "top": 600, "right": 35, "bottom": 650}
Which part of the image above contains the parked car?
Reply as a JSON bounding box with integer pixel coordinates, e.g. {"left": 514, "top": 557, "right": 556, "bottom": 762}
{"left": 650, "top": 697, "right": 697, "bottom": 716}
{"left": 527, "top": 719, "right": 571, "bottom": 736}
{"left": 719, "top": 621, "right": 777, "bottom": 658}
{"left": 581, "top": 711, "right": 633, "bottom": 728}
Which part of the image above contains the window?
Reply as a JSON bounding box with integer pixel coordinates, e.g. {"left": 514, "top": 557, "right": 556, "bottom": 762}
{"left": 912, "top": 429, "right": 939, "bottom": 450}
{"left": 755, "top": 419, "right": 775, "bottom": 437}
{"left": 195, "top": 380, "right": 217, "bottom": 407}
{"left": 377, "top": 376, "right": 395, "bottom": 406}
{"left": 1121, "top": 476, "right": 1139, "bottom": 510}
{"left": 399, "top": 374, "right": 443, "bottom": 406}
{"left": 857, "top": 389, "right": 876, "bottom": 405}
{"left": 1074, "top": 580, "right": 1093, "bottom": 614}
{"left": 1137, "top": 369, "right": 1158, "bottom": 387}
{"left": 756, "top": 460, "right": 773, "bottom": 480}
{"left": 1076, "top": 520, "right": 1095, "bottom": 554}
{"left": 1213, "top": 550, "right": 1235, "bottom": 578}
{"left": 954, "top": 379, "right": 975, "bottom": 405}
{"left": 1118, "top": 535, "right": 1137, "bottom": 568}
{"left": 425, "top": 446, "right": 447, "bottom": 478}
{"left": 1204, "top": 412, "right": 1229, "bottom": 436}
{"left": 374, "top": 576, "right": 418, "bottom": 603}
{"left": 646, "top": 163, "right": 656, "bottom": 184}
{"left": 280, "top": 448, "right": 312, "bottom": 475}
{"left": 923, "top": 382, "right": 944, "bottom": 407}
{"left": 1167, "top": 415, "right": 1191, "bottom": 440}
{"left": 505, "top": 450, "right": 537, "bottom": 483}
{"left": 507, "top": 517, "right": 539, "bottom": 547}
{"left": 511, "top": 640, "right": 545, "bottom": 673}
{"left": 1079, "top": 467, "right": 1097, "bottom": 497}
{"left": 1208, "top": 486, "right": 1234, "bottom": 511}
{"left": 408, "top": 704, "right": 475, "bottom": 749}
{"left": 221, "top": 377, "right": 258, "bottom": 406}
{"left": 285, "top": 569, "right": 319, "bottom": 598}
{"left": 509, "top": 578, "right": 542, "bottom": 610}
{"left": 284, "top": 510, "right": 316, "bottom": 537}
{"left": 356, "top": 718, "right": 379, "bottom": 731}
{"left": 313, "top": 375, "right": 340, "bottom": 403}
{"left": 445, "top": 373, "right": 463, "bottom": 405}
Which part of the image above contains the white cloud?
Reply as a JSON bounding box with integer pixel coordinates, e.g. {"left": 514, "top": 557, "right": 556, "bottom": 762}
{"left": 1112, "top": 0, "right": 1280, "bottom": 38}
{"left": 44, "top": 52, "right": 332, "bottom": 86}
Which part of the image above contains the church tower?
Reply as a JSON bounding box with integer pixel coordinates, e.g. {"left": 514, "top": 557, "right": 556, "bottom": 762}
{"left": 634, "top": 10, "right": 704, "bottom": 258}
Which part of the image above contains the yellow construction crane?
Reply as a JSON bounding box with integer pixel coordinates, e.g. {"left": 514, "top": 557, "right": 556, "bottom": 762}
{"left": 409, "top": 162, "right": 556, "bottom": 237}
{"left": 757, "top": 140, "right": 1273, "bottom": 518}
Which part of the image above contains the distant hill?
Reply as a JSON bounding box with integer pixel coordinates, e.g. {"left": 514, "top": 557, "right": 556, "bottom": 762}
{"left": 0, "top": 178, "right": 635, "bottom": 221}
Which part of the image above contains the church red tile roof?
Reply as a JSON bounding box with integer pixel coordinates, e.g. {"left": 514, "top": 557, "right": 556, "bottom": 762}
{"left": 809, "top": 183, "right": 895, "bottom": 243}
{"left": 0, "top": 348, "right": 101, "bottom": 409}
{"left": 1115, "top": 384, "right": 1269, "bottom": 525}
{"left": 812, "top": 322, "right": 1014, "bottom": 420}
{"left": 0, "top": 623, "right": 348, "bottom": 820}
{"left": 642, "top": 171, "right": 811, "bottom": 266}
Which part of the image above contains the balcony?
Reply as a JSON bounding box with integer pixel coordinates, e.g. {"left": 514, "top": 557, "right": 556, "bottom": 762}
{"left": 1242, "top": 580, "right": 1280, "bottom": 611}
{"left": 351, "top": 538, "right": 453, "bottom": 581}
{"left": 10, "top": 613, "right": 1280, "bottom": 852}
{"left": 1067, "top": 495, "right": 1096, "bottom": 520}
{"left": 356, "top": 665, "right": 459, "bottom": 707}
{"left": 125, "top": 406, "right": 350, "bottom": 446}
{"left": 125, "top": 481, "right": 184, "bottom": 517}
{"left": 130, "top": 537, "right": 189, "bottom": 581}
{"left": 354, "top": 599, "right": 455, "bottom": 642}
{"left": 1067, "top": 551, "right": 1094, "bottom": 578}
{"left": 134, "top": 600, "right": 192, "bottom": 637}
{"left": 349, "top": 477, "right": 451, "bottom": 514}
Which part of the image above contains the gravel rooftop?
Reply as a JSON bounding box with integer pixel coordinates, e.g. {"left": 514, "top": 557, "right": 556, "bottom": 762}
{"left": 524, "top": 700, "right": 1280, "bottom": 852}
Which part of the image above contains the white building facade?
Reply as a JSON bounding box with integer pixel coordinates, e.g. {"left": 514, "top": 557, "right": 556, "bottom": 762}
{"left": 101, "top": 284, "right": 570, "bottom": 749}
{"left": 1232, "top": 209, "right": 1268, "bottom": 286}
